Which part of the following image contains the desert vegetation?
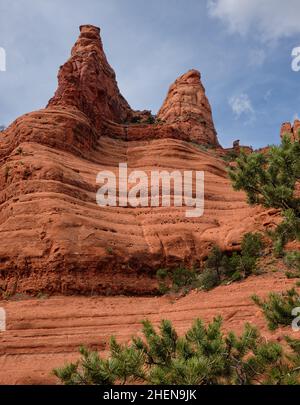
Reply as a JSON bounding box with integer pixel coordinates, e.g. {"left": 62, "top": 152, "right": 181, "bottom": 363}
{"left": 229, "top": 136, "right": 300, "bottom": 257}
{"left": 156, "top": 267, "right": 199, "bottom": 295}
{"left": 156, "top": 232, "right": 264, "bottom": 294}
{"left": 252, "top": 288, "right": 300, "bottom": 331}
{"left": 198, "top": 233, "right": 263, "bottom": 291}
{"left": 54, "top": 315, "right": 300, "bottom": 385}
{"left": 155, "top": 137, "right": 300, "bottom": 296}
{"left": 284, "top": 251, "right": 300, "bottom": 278}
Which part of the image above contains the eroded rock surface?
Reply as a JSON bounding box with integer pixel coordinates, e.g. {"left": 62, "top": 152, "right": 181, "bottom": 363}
{"left": 280, "top": 120, "right": 300, "bottom": 142}
{"left": 0, "top": 25, "right": 278, "bottom": 296}
{"left": 48, "top": 25, "right": 132, "bottom": 126}
{"left": 158, "top": 70, "right": 219, "bottom": 146}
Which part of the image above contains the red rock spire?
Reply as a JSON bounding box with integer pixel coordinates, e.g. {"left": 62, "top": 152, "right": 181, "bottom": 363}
{"left": 158, "top": 69, "right": 219, "bottom": 146}
{"left": 47, "top": 25, "right": 133, "bottom": 127}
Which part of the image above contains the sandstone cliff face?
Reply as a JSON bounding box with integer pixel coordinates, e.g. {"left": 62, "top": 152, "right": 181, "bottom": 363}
{"left": 0, "top": 25, "right": 277, "bottom": 296}
{"left": 158, "top": 70, "right": 219, "bottom": 146}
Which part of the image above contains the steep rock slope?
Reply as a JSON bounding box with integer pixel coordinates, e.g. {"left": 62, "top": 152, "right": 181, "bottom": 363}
{"left": 0, "top": 25, "right": 278, "bottom": 296}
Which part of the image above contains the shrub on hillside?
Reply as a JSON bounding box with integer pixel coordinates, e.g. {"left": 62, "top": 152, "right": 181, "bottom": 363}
{"left": 198, "top": 233, "right": 263, "bottom": 291}
{"left": 156, "top": 267, "right": 198, "bottom": 295}
{"left": 146, "top": 115, "right": 155, "bottom": 124}
{"left": 197, "top": 267, "right": 220, "bottom": 291}
{"left": 284, "top": 251, "right": 300, "bottom": 278}
{"left": 222, "top": 149, "right": 239, "bottom": 162}
{"left": 252, "top": 288, "right": 300, "bottom": 330}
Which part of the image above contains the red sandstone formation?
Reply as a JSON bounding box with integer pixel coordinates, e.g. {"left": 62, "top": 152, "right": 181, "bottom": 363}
{"left": 280, "top": 120, "right": 300, "bottom": 142}
{"left": 48, "top": 25, "right": 132, "bottom": 127}
{"left": 0, "top": 24, "right": 296, "bottom": 386}
{"left": 0, "top": 25, "right": 279, "bottom": 297}
{"left": 0, "top": 271, "right": 297, "bottom": 384}
{"left": 158, "top": 70, "right": 219, "bottom": 146}
{"left": 222, "top": 140, "right": 253, "bottom": 158}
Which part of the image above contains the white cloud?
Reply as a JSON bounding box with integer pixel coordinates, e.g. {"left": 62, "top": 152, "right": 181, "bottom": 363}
{"left": 229, "top": 93, "right": 254, "bottom": 118}
{"left": 207, "top": 0, "right": 300, "bottom": 42}
{"left": 263, "top": 89, "right": 272, "bottom": 101}
{"left": 248, "top": 49, "right": 266, "bottom": 67}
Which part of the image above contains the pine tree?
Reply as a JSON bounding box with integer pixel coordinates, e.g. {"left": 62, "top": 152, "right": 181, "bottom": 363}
{"left": 252, "top": 288, "right": 300, "bottom": 330}
{"left": 285, "top": 251, "right": 300, "bottom": 278}
{"left": 54, "top": 316, "right": 300, "bottom": 385}
{"left": 229, "top": 137, "right": 300, "bottom": 214}
{"left": 198, "top": 233, "right": 263, "bottom": 290}
{"left": 229, "top": 137, "right": 300, "bottom": 250}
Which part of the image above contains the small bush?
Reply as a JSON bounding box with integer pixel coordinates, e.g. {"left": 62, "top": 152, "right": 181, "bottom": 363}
{"left": 157, "top": 233, "right": 264, "bottom": 295}
{"left": 130, "top": 116, "right": 141, "bottom": 124}
{"left": 222, "top": 150, "right": 239, "bottom": 162}
{"left": 22, "top": 167, "right": 31, "bottom": 179}
{"left": 252, "top": 288, "right": 300, "bottom": 330}
{"left": 156, "top": 267, "right": 198, "bottom": 294}
{"left": 172, "top": 267, "right": 197, "bottom": 291}
{"left": 230, "top": 270, "right": 243, "bottom": 282}
{"left": 285, "top": 251, "right": 300, "bottom": 268}
{"left": 284, "top": 251, "right": 300, "bottom": 278}
{"left": 156, "top": 268, "right": 168, "bottom": 280}
{"left": 146, "top": 116, "right": 155, "bottom": 124}
{"left": 270, "top": 210, "right": 300, "bottom": 257}
{"left": 198, "top": 268, "right": 220, "bottom": 291}
{"left": 205, "top": 246, "right": 223, "bottom": 280}
{"left": 273, "top": 238, "right": 284, "bottom": 258}
{"left": 106, "top": 247, "right": 114, "bottom": 255}
{"left": 241, "top": 232, "right": 263, "bottom": 259}
{"left": 199, "top": 233, "right": 263, "bottom": 291}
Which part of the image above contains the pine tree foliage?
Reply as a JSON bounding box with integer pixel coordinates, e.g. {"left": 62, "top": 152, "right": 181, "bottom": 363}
{"left": 252, "top": 288, "right": 300, "bottom": 330}
{"left": 199, "top": 233, "right": 263, "bottom": 290}
{"left": 54, "top": 316, "right": 300, "bottom": 385}
{"left": 229, "top": 137, "right": 300, "bottom": 214}
{"left": 156, "top": 267, "right": 198, "bottom": 295}
{"left": 284, "top": 251, "right": 300, "bottom": 278}
{"left": 229, "top": 137, "right": 300, "bottom": 251}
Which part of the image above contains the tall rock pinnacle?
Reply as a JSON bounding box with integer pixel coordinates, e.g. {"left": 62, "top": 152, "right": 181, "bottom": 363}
{"left": 47, "top": 26, "right": 219, "bottom": 147}
{"left": 157, "top": 70, "right": 219, "bottom": 146}
{"left": 48, "top": 25, "right": 133, "bottom": 128}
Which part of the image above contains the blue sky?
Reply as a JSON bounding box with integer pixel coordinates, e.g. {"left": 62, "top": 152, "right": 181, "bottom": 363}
{"left": 1, "top": 0, "right": 300, "bottom": 148}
